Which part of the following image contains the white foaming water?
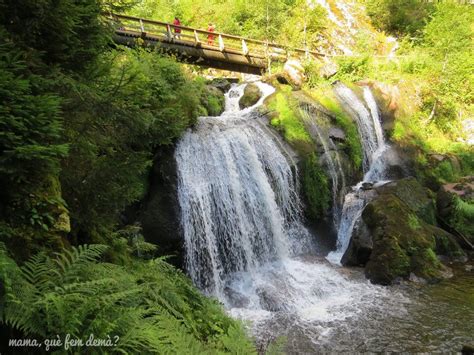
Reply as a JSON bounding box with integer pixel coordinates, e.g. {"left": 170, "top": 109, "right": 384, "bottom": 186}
{"left": 334, "top": 83, "right": 381, "bottom": 172}
{"left": 328, "top": 83, "right": 388, "bottom": 264}
{"left": 176, "top": 82, "right": 401, "bottom": 338}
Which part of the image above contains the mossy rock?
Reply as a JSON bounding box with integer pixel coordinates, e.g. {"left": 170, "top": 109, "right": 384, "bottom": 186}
{"left": 202, "top": 86, "right": 225, "bottom": 116}
{"left": 363, "top": 194, "right": 444, "bottom": 285}
{"left": 375, "top": 177, "right": 436, "bottom": 225}
{"left": 239, "top": 83, "right": 262, "bottom": 109}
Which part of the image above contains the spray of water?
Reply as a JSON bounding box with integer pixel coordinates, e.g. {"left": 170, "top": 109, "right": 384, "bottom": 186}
{"left": 328, "top": 83, "right": 388, "bottom": 264}
{"left": 176, "top": 82, "right": 403, "bottom": 348}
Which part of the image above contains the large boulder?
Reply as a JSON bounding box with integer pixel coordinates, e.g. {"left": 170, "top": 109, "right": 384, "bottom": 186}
{"left": 136, "top": 146, "right": 183, "bottom": 267}
{"left": 363, "top": 194, "right": 442, "bottom": 285}
{"left": 374, "top": 177, "right": 437, "bottom": 225}
{"left": 208, "top": 78, "right": 232, "bottom": 93}
{"left": 342, "top": 178, "right": 465, "bottom": 285}
{"left": 239, "top": 83, "right": 262, "bottom": 109}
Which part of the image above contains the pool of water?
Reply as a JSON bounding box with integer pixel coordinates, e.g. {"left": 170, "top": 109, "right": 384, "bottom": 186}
{"left": 231, "top": 259, "right": 474, "bottom": 353}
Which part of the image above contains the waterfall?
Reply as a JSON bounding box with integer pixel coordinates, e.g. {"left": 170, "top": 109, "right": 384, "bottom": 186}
{"left": 327, "top": 83, "right": 388, "bottom": 264}
{"left": 176, "top": 82, "right": 311, "bottom": 301}
{"left": 300, "top": 106, "right": 346, "bottom": 227}
{"left": 176, "top": 82, "right": 401, "bottom": 350}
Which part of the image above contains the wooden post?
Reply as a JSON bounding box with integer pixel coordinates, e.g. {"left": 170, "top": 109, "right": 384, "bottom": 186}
{"left": 218, "top": 34, "right": 225, "bottom": 51}
{"left": 139, "top": 18, "right": 145, "bottom": 32}
{"left": 194, "top": 30, "right": 201, "bottom": 45}
{"left": 242, "top": 39, "right": 249, "bottom": 56}
{"left": 166, "top": 24, "right": 173, "bottom": 41}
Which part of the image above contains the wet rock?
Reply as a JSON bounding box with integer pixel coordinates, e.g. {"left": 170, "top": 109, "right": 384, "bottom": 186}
{"left": 461, "top": 344, "right": 474, "bottom": 355}
{"left": 341, "top": 219, "right": 372, "bottom": 266}
{"left": 283, "top": 59, "right": 305, "bottom": 88}
{"left": 361, "top": 182, "right": 374, "bottom": 190}
{"left": 409, "top": 272, "right": 427, "bottom": 284}
{"left": 224, "top": 287, "right": 250, "bottom": 308}
{"left": 375, "top": 177, "right": 437, "bottom": 225}
{"left": 363, "top": 194, "right": 443, "bottom": 285}
{"left": 319, "top": 60, "right": 338, "bottom": 79}
{"left": 436, "top": 176, "right": 474, "bottom": 248}
{"left": 136, "top": 146, "right": 183, "bottom": 267}
{"left": 239, "top": 83, "right": 262, "bottom": 109}
{"left": 257, "top": 288, "right": 284, "bottom": 312}
{"left": 329, "top": 127, "right": 346, "bottom": 142}
{"left": 357, "top": 80, "right": 398, "bottom": 137}
{"left": 208, "top": 78, "right": 232, "bottom": 93}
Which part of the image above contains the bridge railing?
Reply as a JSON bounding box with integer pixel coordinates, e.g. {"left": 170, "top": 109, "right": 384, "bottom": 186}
{"left": 104, "top": 13, "right": 325, "bottom": 61}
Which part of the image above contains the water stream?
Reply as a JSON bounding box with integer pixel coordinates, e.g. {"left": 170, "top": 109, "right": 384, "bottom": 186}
{"left": 175, "top": 82, "right": 473, "bottom": 352}
{"left": 327, "top": 83, "right": 388, "bottom": 264}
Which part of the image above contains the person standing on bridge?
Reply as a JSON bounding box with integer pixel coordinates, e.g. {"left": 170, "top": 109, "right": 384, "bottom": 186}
{"left": 207, "top": 23, "right": 215, "bottom": 45}
{"left": 173, "top": 17, "right": 182, "bottom": 39}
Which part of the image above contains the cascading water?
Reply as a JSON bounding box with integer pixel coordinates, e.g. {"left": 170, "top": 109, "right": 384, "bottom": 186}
{"left": 175, "top": 82, "right": 404, "bottom": 352}
{"left": 327, "top": 83, "right": 388, "bottom": 264}
{"left": 300, "top": 106, "right": 346, "bottom": 226}
{"left": 176, "top": 82, "right": 311, "bottom": 301}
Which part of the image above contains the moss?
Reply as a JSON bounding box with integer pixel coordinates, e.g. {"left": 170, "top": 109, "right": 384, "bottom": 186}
{"left": 267, "top": 87, "right": 313, "bottom": 154}
{"left": 200, "top": 86, "right": 225, "bottom": 116}
{"left": 363, "top": 193, "right": 444, "bottom": 284}
{"left": 306, "top": 88, "right": 363, "bottom": 170}
{"left": 239, "top": 83, "right": 261, "bottom": 109}
{"left": 301, "top": 153, "right": 331, "bottom": 219}
{"left": 431, "top": 227, "right": 465, "bottom": 258}
{"left": 377, "top": 178, "right": 437, "bottom": 225}
{"left": 450, "top": 197, "right": 474, "bottom": 242}
{"left": 408, "top": 213, "right": 421, "bottom": 230}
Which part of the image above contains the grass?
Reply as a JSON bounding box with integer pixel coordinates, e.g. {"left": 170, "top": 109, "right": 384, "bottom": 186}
{"left": 267, "top": 86, "right": 313, "bottom": 154}
{"left": 306, "top": 85, "right": 363, "bottom": 170}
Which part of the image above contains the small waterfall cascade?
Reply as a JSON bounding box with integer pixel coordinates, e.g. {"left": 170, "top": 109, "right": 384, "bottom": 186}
{"left": 300, "top": 106, "right": 346, "bottom": 227}
{"left": 176, "top": 82, "right": 311, "bottom": 302}
{"left": 176, "top": 82, "right": 403, "bottom": 349}
{"left": 327, "top": 83, "right": 388, "bottom": 264}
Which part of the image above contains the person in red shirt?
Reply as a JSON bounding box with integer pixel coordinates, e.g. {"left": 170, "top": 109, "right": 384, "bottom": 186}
{"left": 207, "top": 23, "right": 215, "bottom": 45}
{"left": 173, "top": 17, "right": 181, "bottom": 39}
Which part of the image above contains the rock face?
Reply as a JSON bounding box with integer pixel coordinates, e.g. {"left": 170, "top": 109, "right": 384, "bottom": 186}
{"left": 283, "top": 59, "right": 305, "bottom": 88}
{"left": 136, "top": 146, "right": 183, "bottom": 267}
{"left": 239, "top": 83, "right": 262, "bottom": 109}
{"left": 342, "top": 178, "right": 465, "bottom": 285}
{"left": 437, "top": 176, "right": 474, "bottom": 247}
{"left": 208, "top": 78, "right": 232, "bottom": 93}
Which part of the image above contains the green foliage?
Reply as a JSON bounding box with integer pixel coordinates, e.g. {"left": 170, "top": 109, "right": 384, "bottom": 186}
{"left": 0, "top": 36, "right": 67, "bottom": 187}
{"left": 129, "top": 0, "right": 327, "bottom": 48}
{"left": 407, "top": 213, "right": 421, "bottom": 230}
{"left": 302, "top": 153, "right": 331, "bottom": 219}
{"left": 333, "top": 56, "right": 371, "bottom": 82}
{"left": 0, "top": 243, "right": 256, "bottom": 353}
{"left": 0, "top": 0, "right": 110, "bottom": 72}
{"left": 268, "top": 88, "right": 313, "bottom": 154}
{"left": 364, "top": 0, "right": 434, "bottom": 36}
{"left": 308, "top": 89, "right": 363, "bottom": 170}
{"left": 450, "top": 197, "right": 474, "bottom": 241}
{"left": 59, "top": 48, "right": 204, "bottom": 244}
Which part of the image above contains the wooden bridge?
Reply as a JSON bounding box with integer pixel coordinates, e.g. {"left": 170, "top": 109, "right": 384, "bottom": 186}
{"left": 105, "top": 13, "right": 325, "bottom": 74}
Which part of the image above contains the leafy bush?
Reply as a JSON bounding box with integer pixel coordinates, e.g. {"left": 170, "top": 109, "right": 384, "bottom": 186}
{"left": 0, "top": 244, "right": 256, "bottom": 353}
{"left": 450, "top": 197, "right": 474, "bottom": 242}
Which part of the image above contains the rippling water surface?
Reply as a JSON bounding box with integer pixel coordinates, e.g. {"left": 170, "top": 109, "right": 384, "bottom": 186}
{"left": 241, "top": 262, "right": 474, "bottom": 353}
